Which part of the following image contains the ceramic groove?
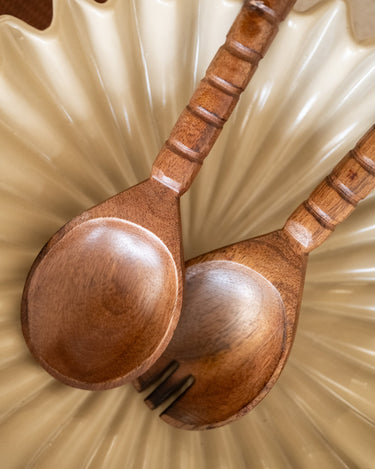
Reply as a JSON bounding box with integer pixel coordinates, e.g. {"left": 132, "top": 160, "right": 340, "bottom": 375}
{"left": 277, "top": 380, "right": 356, "bottom": 469}
{"left": 298, "top": 328, "right": 375, "bottom": 370}
{"left": 266, "top": 384, "right": 350, "bottom": 468}
{"left": 1, "top": 23, "right": 125, "bottom": 197}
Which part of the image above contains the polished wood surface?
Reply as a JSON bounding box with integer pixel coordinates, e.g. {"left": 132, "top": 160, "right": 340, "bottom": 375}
{"left": 21, "top": 0, "right": 294, "bottom": 390}
{"left": 151, "top": 0, "right": 296, "bottom": 194}
{"left": 284, "top": 125, "right": 375, "bottom": 252}
{"left": 134, "top": 125, "right": 375, "bottom": 430}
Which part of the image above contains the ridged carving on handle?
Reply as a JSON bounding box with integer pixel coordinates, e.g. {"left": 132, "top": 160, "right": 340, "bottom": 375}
{"left": 186, "top": 104, "right": 226, "bottom": 129}
{"left": 223, "top": 40, "right": 262, "bottom": 63}
{"left": 203, "top": 74, "right": 243, "bottom": 98}
{"left": 151, "top": 0, "right": 296, "bottom": 195}
{"left": 245, "top": 0, "right": 278, "bottom": 24}
{"left": 165, "top": 139, "right": 203, "bottom": 165}
{"left": 325, "top": 174, "right": 360, "bottom": 206}
{"left": 284, "top": 125, "right": 375, "bottom": 253}
{"left": 302, "top": 199, "right": 336, "bottom": 231}
{"left": 352, "top": 147, "right": 375, "bottom": 175}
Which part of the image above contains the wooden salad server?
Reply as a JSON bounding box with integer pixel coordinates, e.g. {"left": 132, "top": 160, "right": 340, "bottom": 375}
{"left": 134, "top": 126, "right": 375, "bottom": 430}
{"left": 21, "top": 0, "right": 296, "bottom": 390}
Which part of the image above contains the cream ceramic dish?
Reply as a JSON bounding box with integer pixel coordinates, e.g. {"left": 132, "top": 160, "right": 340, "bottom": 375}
{"left": 0, "top": 0, "right": 375, "bottom": 467}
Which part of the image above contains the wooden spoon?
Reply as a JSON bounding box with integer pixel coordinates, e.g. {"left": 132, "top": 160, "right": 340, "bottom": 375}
{"left": 21, "top": 0, "right": 296, "bottom": 390}
{"left": 134, "top": 125, "right": 375, "bottom": 430}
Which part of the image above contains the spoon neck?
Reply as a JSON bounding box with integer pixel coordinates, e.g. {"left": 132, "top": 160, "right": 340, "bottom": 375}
{"left": 283, "top": 125, "right": 375, "bottom": 254}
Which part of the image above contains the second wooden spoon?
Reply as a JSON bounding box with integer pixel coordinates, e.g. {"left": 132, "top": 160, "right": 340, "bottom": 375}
{"left": 135, "top": 125, "right": 375, "bottom": 430}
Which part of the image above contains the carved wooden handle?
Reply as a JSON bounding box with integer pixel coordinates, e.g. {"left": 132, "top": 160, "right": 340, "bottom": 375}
{"left": 151, "top": 0, "right": 296, "bottom": 194}
{"left": 284, "top": 125, "right": 375, "bottom": 253}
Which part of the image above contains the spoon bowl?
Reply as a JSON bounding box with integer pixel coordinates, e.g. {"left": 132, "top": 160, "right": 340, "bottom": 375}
{"left": 23, "top": 216, "right": 179, "bottom": 388}
{"left": 136, "top": 230, "right": 306, "bottom": 429}
{"left": 22, "top": 180, "right": 182, "bottom": 388}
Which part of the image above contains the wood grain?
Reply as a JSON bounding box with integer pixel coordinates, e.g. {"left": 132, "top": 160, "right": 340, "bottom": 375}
{"left": 135, "top": 125, "right": 375, "bottom": 430}
{"left": 21, "top": 0, "right": 294, "bottom": 390}
{"left": 22, "top": 180, "right": 184, "bottom": 389}
{"left": 135, "top": 229, "right": 307, "bottom": 430}
{"left": 284, "top": 124, "right": 375, "bottom": 252}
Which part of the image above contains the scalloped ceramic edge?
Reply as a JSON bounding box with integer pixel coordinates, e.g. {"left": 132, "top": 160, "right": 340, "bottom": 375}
{"left": 1, "top": 0, "right": 375, "bottom": 43}
{"left": 0, "top": 0, "right": 374, "bottom": 468}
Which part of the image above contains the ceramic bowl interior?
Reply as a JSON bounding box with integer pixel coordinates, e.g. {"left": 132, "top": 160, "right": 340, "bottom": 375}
{"left": 0, "top": 0, "right": 374, "bottom": 467}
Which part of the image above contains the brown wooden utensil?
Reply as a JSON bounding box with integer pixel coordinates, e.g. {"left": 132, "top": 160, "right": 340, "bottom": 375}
{"left": 21, "top": 0, "right": 296, "bottom": 390}
{"left": 134, "top": 125, "right": 375, "bottom": 430}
